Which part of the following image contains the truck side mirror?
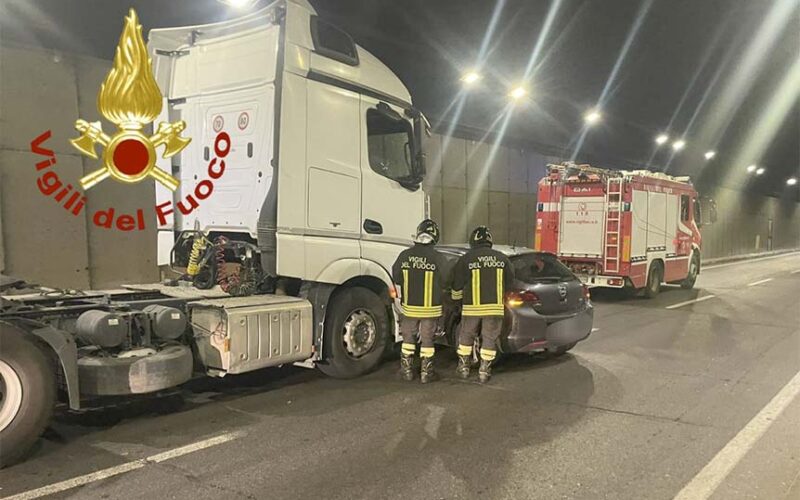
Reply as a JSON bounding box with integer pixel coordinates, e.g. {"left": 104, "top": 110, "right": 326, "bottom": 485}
{"left": 698, "top": 197, "right": 717, "bottom": 226}
{"left": 411, "top": 112, "right": 426, "bottom": 180}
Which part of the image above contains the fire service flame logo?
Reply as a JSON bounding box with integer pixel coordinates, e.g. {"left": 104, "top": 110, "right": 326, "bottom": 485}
{"left": 70, "top": 8, "right": 190, "bottom": 191}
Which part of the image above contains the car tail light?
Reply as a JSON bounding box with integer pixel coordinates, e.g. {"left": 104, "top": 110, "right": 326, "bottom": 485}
{"left": 506, "top": 290, "right": 541, "bottom": 308}
{"left": 582, "top": 284, "right": 591, "bottom": 300}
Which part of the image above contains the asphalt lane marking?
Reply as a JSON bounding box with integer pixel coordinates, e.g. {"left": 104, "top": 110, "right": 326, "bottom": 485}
{"left": 747, "top": 278, "right": 773, "bottom": 287}
{"left": 665, "top": 295, "right": 716, "bottom": 310}
{"left": 673, "top": 370, "right": 800, "bottom": 500}
{"left": 3, "top": 431, "right": 244, "bottom": 500}
{"left": 702, "top": 251, "right": 800, "bottom": 270}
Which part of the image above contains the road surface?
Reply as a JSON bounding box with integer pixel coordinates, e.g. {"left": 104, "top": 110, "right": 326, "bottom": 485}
{"left": 1, "top": 252, "right": 799, "bottom": 500}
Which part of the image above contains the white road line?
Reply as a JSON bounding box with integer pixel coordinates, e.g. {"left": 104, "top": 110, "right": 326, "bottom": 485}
{"left": 3, "top": 432, "right": 243, "bottom": 500}
{"left": 665, "top": 295, "right": 716, "bottom": 310}
{"left": 673, "top": 370, "right": 800, "bottom": 500}
{"left": 702, "top": 251, "right": 800, "bottom": 270}
{"left": 747, "top": 278, "right": 773, "bottom": 287}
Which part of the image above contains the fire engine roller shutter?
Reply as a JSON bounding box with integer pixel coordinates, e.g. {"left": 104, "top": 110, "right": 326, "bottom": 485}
{"left": 647, "top": 192, "right": 668, "bottom": 251}
{"left": 630, "top": 190, "right": 648, "bottom": 260}
{"left": 559, "top": 196, "right": 605, "bottom": 257}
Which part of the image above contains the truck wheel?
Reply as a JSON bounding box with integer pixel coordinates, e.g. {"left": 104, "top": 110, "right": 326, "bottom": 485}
{"left": 644, "top": 261, "right": 663, "bottom": 298}
{"left": 0, "top": 325, "right": 56, "bottom": 468}
{"left": 317, "top": 287, "right": 389, "bottom": 379}
{"left": 681, "top": 253, "right": 700, "bottom": 289}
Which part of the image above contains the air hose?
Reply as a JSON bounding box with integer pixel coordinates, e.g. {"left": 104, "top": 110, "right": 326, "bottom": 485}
{"left": 186, "top": 236, "right": 207, "bottom": 277}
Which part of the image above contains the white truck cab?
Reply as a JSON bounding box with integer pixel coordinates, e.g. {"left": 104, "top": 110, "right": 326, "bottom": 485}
{"left": 149, "top": 0, "right": 427, "bottom": 286}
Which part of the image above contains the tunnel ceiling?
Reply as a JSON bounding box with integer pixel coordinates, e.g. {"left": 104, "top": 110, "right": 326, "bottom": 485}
{"left": 1, "top": 0, "right": 798, "bottom": 196}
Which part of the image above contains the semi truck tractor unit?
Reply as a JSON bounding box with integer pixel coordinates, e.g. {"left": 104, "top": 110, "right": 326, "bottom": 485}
{"left": 535, "top": 163, "right": 716, "bottom": 297}
{"left": 0, "top": 0, "right": 430, "bottom": 467}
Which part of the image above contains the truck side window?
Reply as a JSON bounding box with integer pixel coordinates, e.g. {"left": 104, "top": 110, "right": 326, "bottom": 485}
{"left": 310, "top": 17, "right": 359, "bottom": 66}
{"left": 680, "top": 194, "right": 690, "bottom": 221}
{"left": 367, "top": 109, "right": 414, "bottom": 183}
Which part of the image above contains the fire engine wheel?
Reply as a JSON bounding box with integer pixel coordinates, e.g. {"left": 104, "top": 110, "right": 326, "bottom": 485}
{"left": 0, "top": 323, "right": 56, "bottom": 468}
{"left": 317, "top": 287, "right": 389, "bottom": 379}
{"left": 681, "top": 253, "right": 700, "bottom": 290}
{"left": 644, "top": 262, "right": 663, "bottom": 298}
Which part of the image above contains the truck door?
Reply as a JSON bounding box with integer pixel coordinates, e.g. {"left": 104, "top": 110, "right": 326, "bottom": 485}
{"left": 359, "top": 97, "right": 425, "bottom": 271}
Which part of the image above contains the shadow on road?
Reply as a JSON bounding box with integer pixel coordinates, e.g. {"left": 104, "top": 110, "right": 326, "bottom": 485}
{"left": 590, "top": 284, "right": 703, "bottom": 308}
{"left": 338, "top": 354, "right": 599, "bottom": 498}
{"left": 0, "top": 347, "right": 619, "bottom": 500}
{"left": 53, "top": 364, "right": 322, "bottom": 430}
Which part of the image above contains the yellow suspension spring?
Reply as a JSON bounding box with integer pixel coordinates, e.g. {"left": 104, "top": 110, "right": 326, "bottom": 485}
{"left": 186, "top": 236, "right": 207, "bottom": 276}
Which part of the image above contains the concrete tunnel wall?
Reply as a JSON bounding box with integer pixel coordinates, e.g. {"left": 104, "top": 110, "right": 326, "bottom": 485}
{"left": 0, "top": 45, "right": 159, "bottom": 290}
{"left": 0, "top": 45, "right": 798, "bottom": 289}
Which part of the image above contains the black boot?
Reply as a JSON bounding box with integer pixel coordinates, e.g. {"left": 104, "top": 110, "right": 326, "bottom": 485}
{"left": 478, "top": 359, "right": 493, "bottom": 384}
{"left": 456, "top": 355, "right": 471, "bottom": 379}
{"left": 399, "top": 353, "right": 414, "bottom": 381}
{"left": 420, "top": 356, "right": 438, "bottom": 384}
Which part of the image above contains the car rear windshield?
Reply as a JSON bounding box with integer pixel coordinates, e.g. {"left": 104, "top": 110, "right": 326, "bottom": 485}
{"left": 512, "top": 253, "right": 575, "bottom": 283}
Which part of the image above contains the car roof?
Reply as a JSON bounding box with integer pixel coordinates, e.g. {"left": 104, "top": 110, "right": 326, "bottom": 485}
{"left": 436, "top": 244, "right": 541, "bottom": 258}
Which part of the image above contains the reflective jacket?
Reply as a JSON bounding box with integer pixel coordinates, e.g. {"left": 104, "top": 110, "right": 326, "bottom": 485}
{"left": 391, "top": 243, "right": 446, "bottom": 318}
{"left": 450, "top": 245, "right": 515, "bottom": 316}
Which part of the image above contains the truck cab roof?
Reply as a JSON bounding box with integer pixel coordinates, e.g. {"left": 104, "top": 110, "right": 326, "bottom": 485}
{"left": 148, "top": 0, "right": 413, "bottom": 108}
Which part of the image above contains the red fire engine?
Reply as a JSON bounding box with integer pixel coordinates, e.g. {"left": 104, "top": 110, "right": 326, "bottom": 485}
{"left": 535, "top": 163, "right": 714, "bottom": 297}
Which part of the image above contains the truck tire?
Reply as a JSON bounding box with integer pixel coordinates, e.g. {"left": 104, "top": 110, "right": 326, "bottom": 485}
{"left": 680, "top": 252, "right": 700, "bottom": 289}
{"left": 78, "top": 345, "right": 194, "bottom": 396}
{"left": 644, "top": 261, "right": 663, "bottom": 298}
{"left": 0, "top": 324, "right": 56, "bottom": 468}
{"left": 317, "top": 287, "right": 389, "bottom": 379}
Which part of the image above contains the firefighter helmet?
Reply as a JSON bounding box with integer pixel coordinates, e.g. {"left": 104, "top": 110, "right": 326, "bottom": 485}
{"left": 469, "top": 225, "right": 493, "bottom": 248}
{"left": 415, "top": 219, "right": 440, "bottom": 245}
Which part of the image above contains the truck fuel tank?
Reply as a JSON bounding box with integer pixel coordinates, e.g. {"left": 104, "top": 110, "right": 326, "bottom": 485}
{"left": 188, "top": 295, "right": 313, "bottom": 375}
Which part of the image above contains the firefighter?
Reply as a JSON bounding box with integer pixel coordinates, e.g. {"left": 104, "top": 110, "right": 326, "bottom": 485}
{"left": 391, "top": 219, "right": 445, "bottom": 383}
{"left": 450, "top": 225, "right": 514, "bottom": 383}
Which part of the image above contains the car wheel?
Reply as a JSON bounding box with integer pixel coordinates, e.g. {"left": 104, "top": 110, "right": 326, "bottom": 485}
{"left": 680, "top": 253, "right": 700, "bottom": 290}
{"left": 317, "top": 287, "right": 389, "bottom": 379}
{"left": 0, "top": 323, "right": 56, "bottom": 468}
{"left": 644, "top": 261, "right": 663, "bottom": 298}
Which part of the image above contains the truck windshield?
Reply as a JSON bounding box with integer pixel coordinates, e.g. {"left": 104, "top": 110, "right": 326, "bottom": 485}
{"left": 512, "top": 253, "right": 575, "bottom": 283}
{"left": 367, "top": 109, "right": 414, "bottom": 183}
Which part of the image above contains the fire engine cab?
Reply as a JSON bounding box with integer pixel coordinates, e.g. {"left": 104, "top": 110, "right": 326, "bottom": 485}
{"left": 535, "top": 163, "right": 715, "bottom": 297}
